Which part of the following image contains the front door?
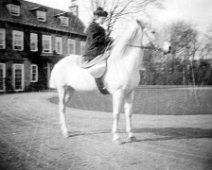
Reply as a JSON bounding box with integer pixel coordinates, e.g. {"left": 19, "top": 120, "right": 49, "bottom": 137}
{"left": 13, "top": 64, "right": 24, "bottom": 91}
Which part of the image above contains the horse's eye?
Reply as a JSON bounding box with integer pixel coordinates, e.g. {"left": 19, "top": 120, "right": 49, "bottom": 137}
{"left": 151, "top": 31, "right": 156, "bottom": 34}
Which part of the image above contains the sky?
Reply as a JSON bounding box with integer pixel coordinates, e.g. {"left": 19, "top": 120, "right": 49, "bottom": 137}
{"left": 154, "top": 0, "right": 212, "bottom": 32}
{"left": 26, "top": 0, "right": 212, "bottom": 33}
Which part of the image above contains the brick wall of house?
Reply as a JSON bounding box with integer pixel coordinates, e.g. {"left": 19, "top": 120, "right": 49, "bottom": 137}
{"left": 0, "top": 0, "right": 86, "bottom": 92}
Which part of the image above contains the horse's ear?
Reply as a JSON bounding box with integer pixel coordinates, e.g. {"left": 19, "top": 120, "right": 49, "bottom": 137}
{"left": 136, "top": 19, "right": 145, "bottom": 29}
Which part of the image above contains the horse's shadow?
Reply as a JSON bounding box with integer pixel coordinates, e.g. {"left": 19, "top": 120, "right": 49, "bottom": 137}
{"left": 66, "top": 127, "right": 212, "bottom": 144}
{"left": 67, "top": 130, "right": 110, "bottom": 138}
{"left": 124, "top": 127, "right": 212, "bottom": 144}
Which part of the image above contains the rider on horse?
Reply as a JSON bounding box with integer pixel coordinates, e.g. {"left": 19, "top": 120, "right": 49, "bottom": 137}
{"left": 80, "top": 7, "right": 113, "bottom": 94}
{"left": 82, "top": 7, "right": 113, "bottom": 65}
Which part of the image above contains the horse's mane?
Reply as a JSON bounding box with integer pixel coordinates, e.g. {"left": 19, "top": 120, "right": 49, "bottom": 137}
{"left": 110, "top": 21, "right": 142, "bottom": 58}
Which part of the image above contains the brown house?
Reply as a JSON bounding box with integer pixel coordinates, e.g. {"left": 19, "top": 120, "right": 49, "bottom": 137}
{"left": 0, "top": 0, "right": 86, "bottom": 92}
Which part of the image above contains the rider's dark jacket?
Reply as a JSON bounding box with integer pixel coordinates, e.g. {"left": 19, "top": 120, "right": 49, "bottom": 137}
{"left": 83, "top": 21, "right": 111, "bottom": 62}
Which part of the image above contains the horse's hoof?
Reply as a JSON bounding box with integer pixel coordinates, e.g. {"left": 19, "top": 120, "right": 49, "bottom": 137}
{"left": 113, "top": 139, "right": 123, "bottom": 145}
{"left": 63, "top": 132, "right": 69, "bottom": 138}
{"left": 127, "top": 136, "right": 136, "bottom": 142}
{"left": 112, "top": 136, "right": 123, "bottom": 145}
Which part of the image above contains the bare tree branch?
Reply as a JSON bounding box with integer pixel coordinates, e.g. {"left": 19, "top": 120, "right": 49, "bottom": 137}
{"left": 82, "top": 0, "right": 164, "bottom": 35}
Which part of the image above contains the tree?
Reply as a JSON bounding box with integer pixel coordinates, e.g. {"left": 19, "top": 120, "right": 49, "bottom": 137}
{"left": 199, "top": 23, "right": 212, "bottom": 59}
{"left": 167, "top": 21, "right": 199, "bottom": 85}
{"left": 168, "top": 21, "right": 198, "bottom": 60}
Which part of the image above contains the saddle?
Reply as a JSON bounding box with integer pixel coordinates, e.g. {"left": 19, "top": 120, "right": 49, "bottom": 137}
{"left": 88, "top": 60, "right": 107, "bottom": 78}
{"left": 77, "top": 52, "right": 110, "bottom": 94}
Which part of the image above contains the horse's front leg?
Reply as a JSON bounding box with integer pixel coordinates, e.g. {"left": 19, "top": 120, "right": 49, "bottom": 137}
{"left": 112, "top": 89, "right": 124, "bottom": 142}
{"left": 124, "top": 90, "right": 136, "bottom": 141}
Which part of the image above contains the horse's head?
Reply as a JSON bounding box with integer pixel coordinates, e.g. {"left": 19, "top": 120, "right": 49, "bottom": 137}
{"left": 111, "top": 19, "right": 171, "bottom": 60}
{"left": 136, "top": 19, "right": 172, "bottom": 54}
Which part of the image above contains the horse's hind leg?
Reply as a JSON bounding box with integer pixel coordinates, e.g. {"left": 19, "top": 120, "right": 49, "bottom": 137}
{"left": 112, "top": 90, "right": 124, "bottom": 142}
{"left": 64, "top": 86, "right": 74, "bottom": 105}
{"left": 58, "top": 86, "right": 74, "bottom": 138}
{"left": 124, "top": 90, "right": 136, "bottom": 141}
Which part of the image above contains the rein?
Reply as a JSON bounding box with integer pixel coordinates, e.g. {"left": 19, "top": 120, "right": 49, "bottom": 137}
{"left": 127, "top": 44, "right": 156, "bottom": 50}
{"left": 127, "top": 44, "right": 162, "bottom": 52}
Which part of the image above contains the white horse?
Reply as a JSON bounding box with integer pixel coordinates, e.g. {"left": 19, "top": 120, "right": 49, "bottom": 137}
{"left": 49, "top": 19, "right": 171, "bottom": 142}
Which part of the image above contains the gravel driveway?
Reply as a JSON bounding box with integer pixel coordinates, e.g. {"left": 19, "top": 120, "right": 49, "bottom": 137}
{"left": 0, "top": 91, "right": 212, "bottom": 170}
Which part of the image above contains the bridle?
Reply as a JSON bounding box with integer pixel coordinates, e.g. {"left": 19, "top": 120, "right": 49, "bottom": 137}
{"left": 127, "top": 27, "right": 162, "bottom": 51}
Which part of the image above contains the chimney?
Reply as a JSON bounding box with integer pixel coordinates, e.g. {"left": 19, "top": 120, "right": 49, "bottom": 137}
{"left": 71, "top": 0, "right": 78, "bottom": 6}
{"left": 69, "top": 0, "right": 78, "bottom": 16}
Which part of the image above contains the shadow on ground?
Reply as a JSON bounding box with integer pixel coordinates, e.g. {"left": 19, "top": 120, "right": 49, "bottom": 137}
{"left": 67, "top": 130, "right": 110, "bottom": 138}
{"left": 132, "top": 127, "right": 212, "bottom": 143}
{"left": 49, "top": 87, "right": 212, "bottom": 115}
{"left": 64, "top": 127, "right": 212, "bottom": 146}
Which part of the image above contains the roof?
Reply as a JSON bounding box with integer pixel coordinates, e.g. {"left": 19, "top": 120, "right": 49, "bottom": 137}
{"left": 0, "top": 0, "right": 85, "bottom": 36}
{"left": 2, "top": 0, "right": 22, "bottom": 6}
{"left": 54, "top": 12, "right": 72, "bottom": 18}
{"left": 30, "top": 6, "right": 48, "bottom": 12}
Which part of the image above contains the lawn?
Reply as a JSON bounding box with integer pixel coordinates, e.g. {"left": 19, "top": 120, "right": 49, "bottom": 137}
{"left": 0, "top": 91, "right": 212, "bottom": 170}
{"left": 49, "top": 86, "right": 212, "bottom": 115}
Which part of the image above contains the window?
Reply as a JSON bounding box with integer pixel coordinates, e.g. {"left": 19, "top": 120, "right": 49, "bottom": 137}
{"left": 80, "top": 41, "right": 86, "bottom": 55}
{"left": 0, "top": 29, "right": 6, "bottom": 49}
{"left": 7, "top": 4, "right": 20, "bottom": 16}
{"left": 31, "top": 64, "right": 38, "bottom": 82}
{"left": 13, "top": 30, "right": 24, "bottom": 51}
{"left": 55, "top": 37, "right": 63, "bottom": 54}
{"left": 0, "top": 63, "right": 6, "bottom": 92}
{"left": 60, "top": 16, "right": 69, "bottom": 27}
{"left": 37, "top": 10, "right": 46, "bottom": 22}
{"left": 42, "top": 35, "right": 52, "bottom": 53}
{"left": 67, "top": 39, "right": 76, "bottom": 54}
{"left": 30, "top": 33, "right": 38, "bottom": 51}
{"left": 13, "top": 64, "right": 24, "bottom": 91}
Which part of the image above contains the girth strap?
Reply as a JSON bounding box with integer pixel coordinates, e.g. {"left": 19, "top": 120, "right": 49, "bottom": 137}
{"left": 95, "top": 77, "right": 110, "bottom": 95}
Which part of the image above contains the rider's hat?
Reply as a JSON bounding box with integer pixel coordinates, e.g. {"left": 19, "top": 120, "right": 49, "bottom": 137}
{"left": 93, "top": 7, "right": 108, "bottom": 17}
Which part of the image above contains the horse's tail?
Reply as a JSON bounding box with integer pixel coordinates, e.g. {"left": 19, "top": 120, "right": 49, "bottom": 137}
{"left": 49, "top": 67, "right": 57, "bottom": 89}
